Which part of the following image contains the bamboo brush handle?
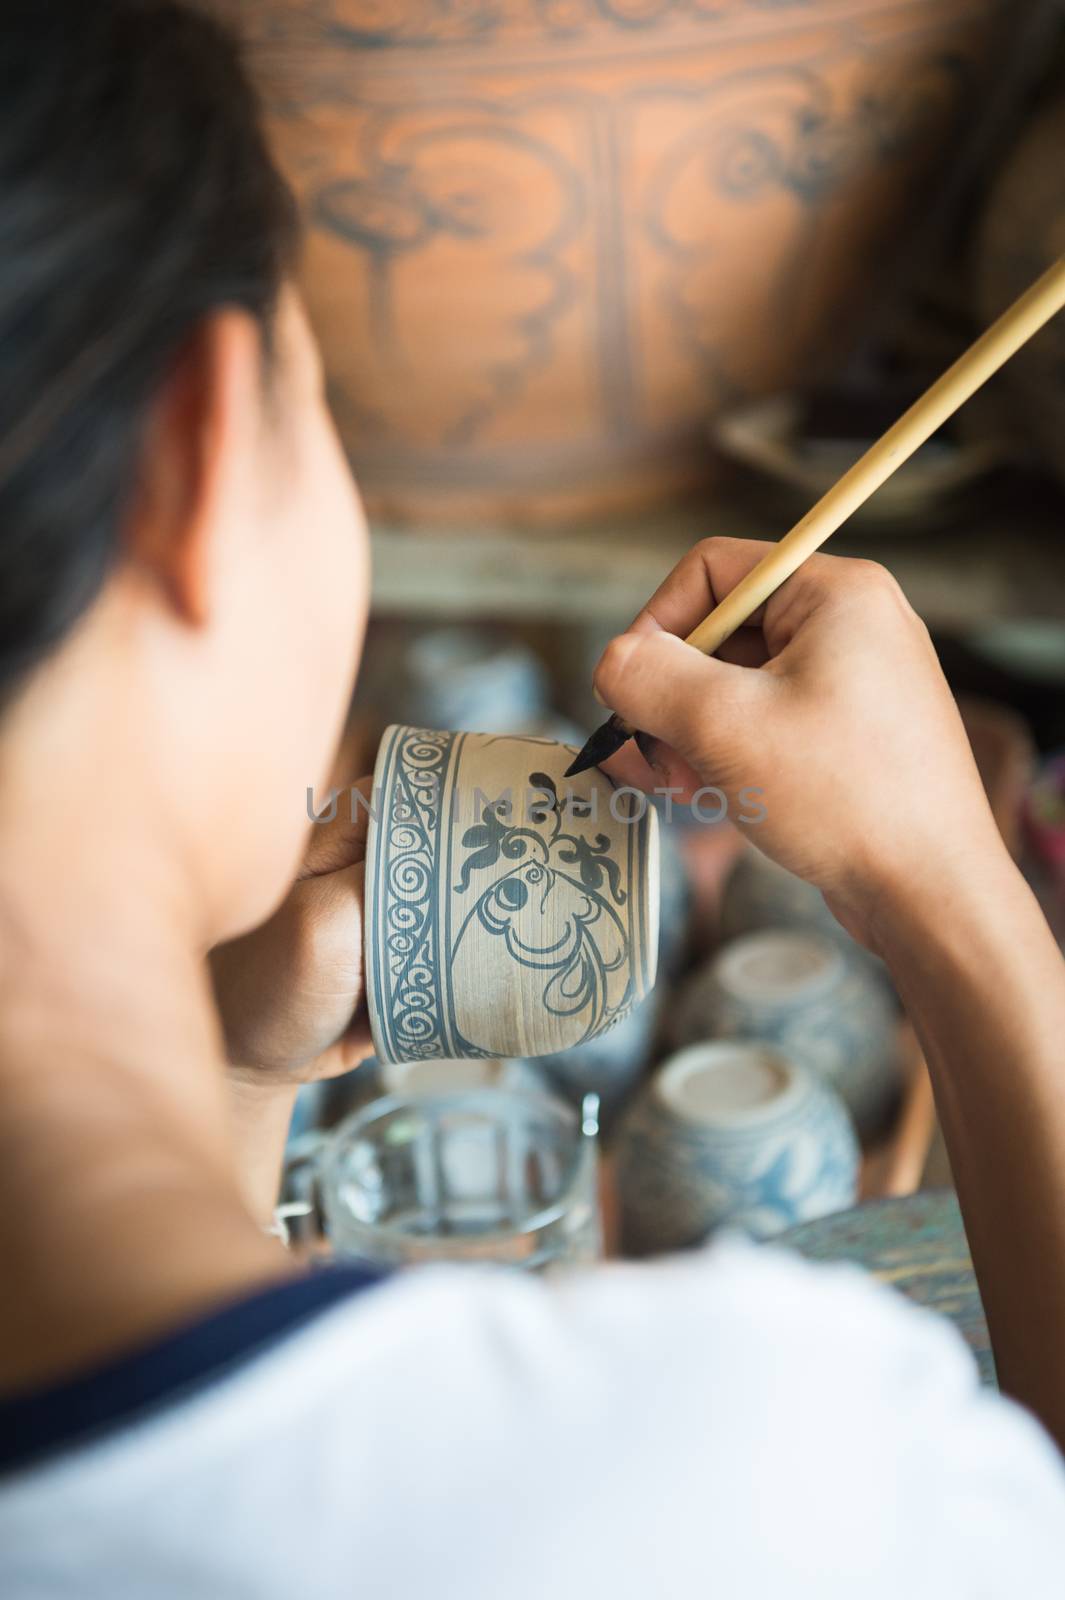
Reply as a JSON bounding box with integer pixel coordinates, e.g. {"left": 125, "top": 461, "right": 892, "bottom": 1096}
{"left": 685, "top": 253, "right": 1065, "bottom": 658}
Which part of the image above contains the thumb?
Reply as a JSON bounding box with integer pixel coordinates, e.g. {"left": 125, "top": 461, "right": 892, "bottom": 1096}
{"left": 299, "top": 776, "right": 373, "bottom": 880}
{"left": 593, "top": 630, "right": 767, "bottom": 775}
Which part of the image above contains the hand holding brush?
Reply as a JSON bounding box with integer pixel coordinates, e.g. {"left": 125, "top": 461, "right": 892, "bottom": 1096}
{"left": 566, "top": 253, "right": 1065, "bottom": 779}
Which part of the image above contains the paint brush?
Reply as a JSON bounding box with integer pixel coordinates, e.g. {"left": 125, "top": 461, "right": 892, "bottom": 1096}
{"left": 565, "top": 252, "right": 1065, "bottom": 779}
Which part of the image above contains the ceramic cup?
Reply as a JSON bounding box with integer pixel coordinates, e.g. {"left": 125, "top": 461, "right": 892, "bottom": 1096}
{"left": 673, "top": 929, "right": 900, "bottom": 1141}
{"left": 365, "top": 726, "right": 660, "bottom": 1065}
{"left": 615, "top": 1041, "right": 858, "bottom": 1255}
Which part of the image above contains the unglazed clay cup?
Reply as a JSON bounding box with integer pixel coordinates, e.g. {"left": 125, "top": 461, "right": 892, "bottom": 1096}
{"left": 615, "top": 1041, "right": 859, "bottom": 1255}
{"left": 365, "top": 726, "right": 659, "bottom": 1065}
{"left": 673, "top": 929, "right": 901, "bottom": 1141}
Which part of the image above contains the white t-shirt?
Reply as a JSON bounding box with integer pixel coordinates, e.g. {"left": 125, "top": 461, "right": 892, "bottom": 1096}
{"left": 1, "top": 1236, "right": 1063, "bottom": 1597}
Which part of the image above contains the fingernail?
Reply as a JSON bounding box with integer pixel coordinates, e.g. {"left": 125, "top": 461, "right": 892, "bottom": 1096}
{"left": 593, "top": 684, "right": 607, "bottom": 708}
{"left": 635, "top": 730, "right": 666, "bottom": 774}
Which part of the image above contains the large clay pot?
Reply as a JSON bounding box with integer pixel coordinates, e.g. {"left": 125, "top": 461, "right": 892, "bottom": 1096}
{"left": 248, "top": 0, "right": 1011, "bottom": 525}
{"left": 975, "top": 92, "right": 1065, "bottom": 492}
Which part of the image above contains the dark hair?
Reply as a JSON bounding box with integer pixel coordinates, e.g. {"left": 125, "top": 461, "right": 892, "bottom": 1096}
{"left": 0, "top": 1, "right": 297, "bottom": 701}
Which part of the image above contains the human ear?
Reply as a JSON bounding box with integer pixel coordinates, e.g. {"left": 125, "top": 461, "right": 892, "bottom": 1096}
{"left": 124, "top": 309, "right": 264, "bottom": 627}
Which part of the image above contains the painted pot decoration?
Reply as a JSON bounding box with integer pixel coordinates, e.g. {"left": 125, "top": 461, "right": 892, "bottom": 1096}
{"left": 615, "top": 1041, "right": 858, "bottom": 1254}
{"left": 248, "top": 0, "right": 1008, "bottom": 525}
{"left": 365, "top": 726, "right": 659, "bottom": 1063}
{"left": 673, "top": 929, "right": 900, "bottom": 1141}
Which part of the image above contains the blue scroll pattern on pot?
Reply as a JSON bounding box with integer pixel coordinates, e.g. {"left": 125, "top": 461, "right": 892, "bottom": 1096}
{"left": 616, "top": 1073, "right": 858, "bottom": 1255}
{"left": 378, "top": 726, "right": 455, "bottom": 1060}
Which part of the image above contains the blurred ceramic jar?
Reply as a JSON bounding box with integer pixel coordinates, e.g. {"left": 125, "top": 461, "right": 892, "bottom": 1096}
{"left": 400, "top": 626, "right": 548, "bottom": 734}
{"left": 250, "top": 0, "right": 1006, "bottom": 527}
{"left": 672, "top": 930, "right": 901, "bottom": 1142}
{"left": 720, "top": 845, "right": 895, "bottom": 994}
{"left": 615, "top": 1042, "right": 858, "bottom": 1256}
{"left": 533, "top": 997, "right": 656, "bottom": 1132}
{"left": 721, "top": 845, "right": 849, "bottom": 945}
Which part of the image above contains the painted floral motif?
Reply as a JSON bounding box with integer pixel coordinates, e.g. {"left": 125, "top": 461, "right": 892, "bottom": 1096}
{"left": 456, "top": 771, "right": 622, "bottom": 900}
{"left": 452, "top": 770, "right": 632, "bottom": 1046}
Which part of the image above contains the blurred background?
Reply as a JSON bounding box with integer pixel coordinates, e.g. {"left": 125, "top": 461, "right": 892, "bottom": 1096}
{"left": 238, "top": 0, "right": 1064, "bottom": 1343}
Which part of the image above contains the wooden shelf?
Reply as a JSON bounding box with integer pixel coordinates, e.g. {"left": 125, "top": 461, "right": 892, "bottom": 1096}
{"left": 370, "top": 485, "right": 1065, "bottom": 631}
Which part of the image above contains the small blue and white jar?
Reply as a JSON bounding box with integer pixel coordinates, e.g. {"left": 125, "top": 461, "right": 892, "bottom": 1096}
{"left": 671, "top": 928, "right": 895, "bottom": 1139}
{"left": 615, "top": 1042, "right": 858, "bottom": 1256}
{"left": 400, "top": 627, "right": 549, "bottom": 735}
{"left": 720, "top": 847, "right": 842, "bottom": 944}
{"left": 672, "top": 929, "right": 901, "bottom": 1142}
{"left": 719, "top": 847, "right": 893, "bottom": 989}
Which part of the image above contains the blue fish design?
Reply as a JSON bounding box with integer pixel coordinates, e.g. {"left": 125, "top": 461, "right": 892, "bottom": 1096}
{"left": 451, "top": 860, "right": 632, "bottom": 1057}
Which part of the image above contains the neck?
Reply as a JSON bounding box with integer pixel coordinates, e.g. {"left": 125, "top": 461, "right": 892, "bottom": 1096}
{"left": 0, "top": 669, "right": 287, "bottom": 1393}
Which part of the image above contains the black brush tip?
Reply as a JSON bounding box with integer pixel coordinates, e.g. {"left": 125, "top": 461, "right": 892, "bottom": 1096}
{"left": 564, "top": 712, "right": 633, "bottom": 777}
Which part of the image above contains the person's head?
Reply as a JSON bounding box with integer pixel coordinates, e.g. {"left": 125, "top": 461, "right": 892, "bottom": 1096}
{"left": 0, "top": 1, "right": 368, "bottom": 941}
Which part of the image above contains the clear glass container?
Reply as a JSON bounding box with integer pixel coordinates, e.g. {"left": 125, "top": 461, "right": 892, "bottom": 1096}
{"left": 319, "top": 1088, "right": 600, "bottom": 1273}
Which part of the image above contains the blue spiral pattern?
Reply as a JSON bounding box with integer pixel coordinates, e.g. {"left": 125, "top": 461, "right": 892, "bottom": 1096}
{"left": 376, "top": 727, "right": 455, "bottom": 1060}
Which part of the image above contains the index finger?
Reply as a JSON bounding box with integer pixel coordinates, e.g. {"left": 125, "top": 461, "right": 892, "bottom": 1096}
{"left": 630, "top": 535, "right": 844, "bottom": 656}
{"left": 629, "top": 536, "right": 779, "bottom": 640}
